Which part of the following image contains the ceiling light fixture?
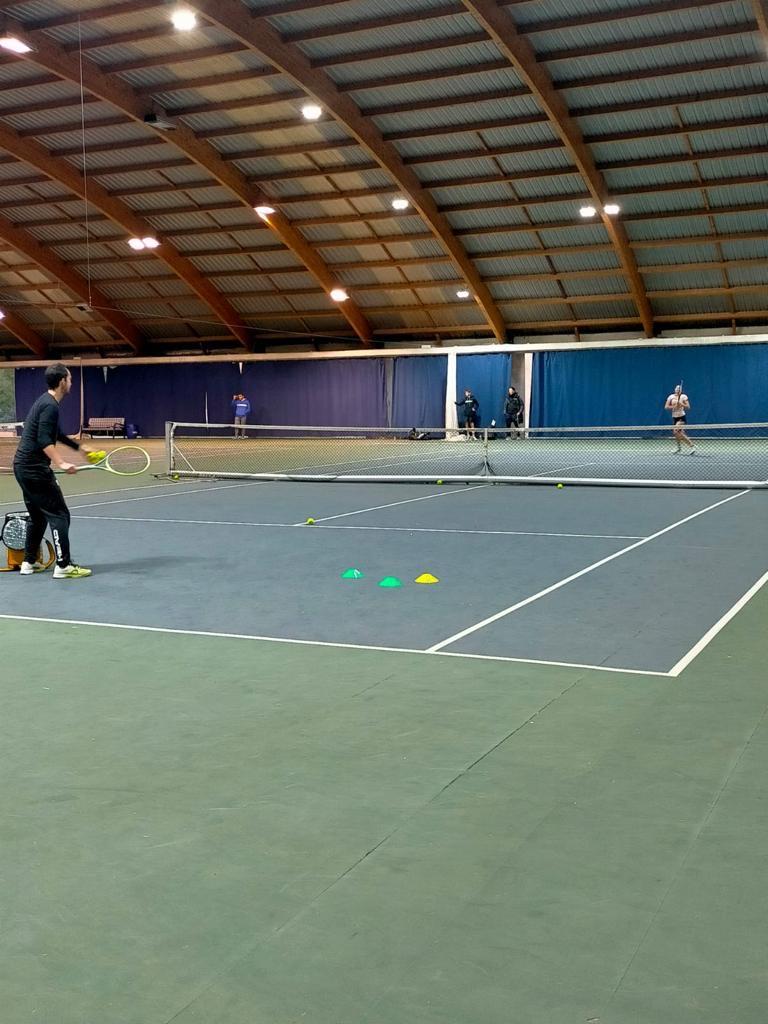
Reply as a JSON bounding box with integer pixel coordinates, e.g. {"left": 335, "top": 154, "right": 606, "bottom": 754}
{"left": 603, "top": 203, "right": 621, "bottom": 215}
{"left": 302, "top": 103, "right": 323, "bottom": 121}
{"left": 171, "top": 8, "right": 197, "bottom": 31}
{"left": 0, "top": 309, "right": 5, "bottom": 320}
{"left": 254, "top": 205, "right": 276, "bottom": 219}
{"left": 128, "top": 236, "right": 160, "bottom": 251}
{"left": 330, "top": 288, "right": 348, "bottom": 302}
{"left": 391, "top": 197, "right": 410, "bottom": 211}
{"left": 579, "top": 206, "right": 597, "bottom": 218}
{"left": 0, "top": 34, "right": 32, "bottom": 54}
{"left": 456, "top": 289, "right": 470, "bottom": 299}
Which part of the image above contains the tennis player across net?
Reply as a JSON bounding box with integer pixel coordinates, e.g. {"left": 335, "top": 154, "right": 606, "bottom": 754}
{"left": 167, "top": 422, "right": 768, "bottom": 489}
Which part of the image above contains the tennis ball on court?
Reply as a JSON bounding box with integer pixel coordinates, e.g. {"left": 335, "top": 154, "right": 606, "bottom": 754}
{"left": 172, "top": 473, "right": 180, "bottom": 480}
{"left": 306, "top": 517, "right": 315, "bottom": 525}
{"left": 436, "top": 479, "right": 443, "bottom": 485}
{"left": 557, "top": 483, "right": 564, "bottom": 489}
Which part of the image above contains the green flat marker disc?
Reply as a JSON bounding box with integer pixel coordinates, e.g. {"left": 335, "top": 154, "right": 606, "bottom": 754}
{"left": 378, "top": 576, "right": 403, "bottom": 588}
{"left": 341, "top": 568, "right": 364, "bottom": 579}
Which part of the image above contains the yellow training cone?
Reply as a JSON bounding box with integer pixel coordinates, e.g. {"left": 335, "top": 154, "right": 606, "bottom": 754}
{"left": 415, "top": 573, "right": 439, "bottom": 584}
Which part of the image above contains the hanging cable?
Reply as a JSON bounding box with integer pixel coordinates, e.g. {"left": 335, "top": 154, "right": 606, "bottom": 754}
{"left": 76, "top": 15, "right": 92, "bottom": 309}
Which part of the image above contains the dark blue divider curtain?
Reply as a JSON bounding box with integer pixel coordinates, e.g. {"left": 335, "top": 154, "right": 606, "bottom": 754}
{"left": 531, "top": 345, "right": 768, "bottom": 427}
{"left": 82, "top": 364, "right": 240, "bottom": 435}
{"left": 391, "top": 355, "right": 447, "bottom": 428}
{"left": 456, "top": 353, "right": 512, "bottom": 427}
{"left": 240, "top": 358, "right": 387, "bottom": 426}
{"left": 15, "top": 367, "right": 82, "bottom": 434}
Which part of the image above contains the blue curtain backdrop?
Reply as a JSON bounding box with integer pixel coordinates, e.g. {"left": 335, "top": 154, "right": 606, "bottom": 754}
{"left": 15, "top": 366, "right": 82, "bottom": 434}
{"left": 391, "top": 355, "right": 447, "bottom": 428}
{"left": 531, "top": 344, "right": 768, "bottom": 427}
{"left": 240, "top": 358, "right": 387, "bottom": 426}
{"left": 456, "top": 353, "right": 512, "bottom": 427}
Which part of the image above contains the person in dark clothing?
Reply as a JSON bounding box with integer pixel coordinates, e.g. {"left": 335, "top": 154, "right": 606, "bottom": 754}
{"left": 455, "top": 389, "right": 480, "bottom": 439}
{"left": 504, "top": 386, "right": 524, "bottom": 438}
{"left": 13, "top": 363, "right": 94, "bottom": 579}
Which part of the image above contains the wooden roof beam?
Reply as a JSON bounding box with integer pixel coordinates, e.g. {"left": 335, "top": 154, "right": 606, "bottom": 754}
{"left": 11, "top": 15, "right": 373, "bottom": 347}
{"left": 0, "top": 307, "right": 48, "bottom": 358}
{"left": 0, "top": 213, "right": 144, "bottom": 352}
{"left": 0, "top": 123, "right": 253, "bottom": 350}
{"left": 185, "top": 0, "right": 508, "bottom": 342}
{"left": 462, "top": 0, "right": 653, "bottom": 336}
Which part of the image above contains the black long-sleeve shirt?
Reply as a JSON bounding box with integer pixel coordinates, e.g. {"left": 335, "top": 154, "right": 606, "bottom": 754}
{"left": 14, "top": 393, "right": 79, "bottom": 471}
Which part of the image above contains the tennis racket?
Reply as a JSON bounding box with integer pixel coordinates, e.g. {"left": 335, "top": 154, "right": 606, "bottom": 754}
{"left": 78, "top": 445, "right": 151, "bottom": 476}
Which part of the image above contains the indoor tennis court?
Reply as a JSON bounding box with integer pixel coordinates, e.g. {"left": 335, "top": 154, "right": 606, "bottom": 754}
{"left": 2, "top": 1, "right": 768, "bottom": 1022}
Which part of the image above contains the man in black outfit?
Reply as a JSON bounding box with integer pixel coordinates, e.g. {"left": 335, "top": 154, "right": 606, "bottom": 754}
{"left": 13, "top": 363, "right": 93, "bottom": 579}
{"left": 504, "top": 386, "right": 524, "bottom": 438}
{"left": 456, "top": 389, "right": 480, "bottom": 439}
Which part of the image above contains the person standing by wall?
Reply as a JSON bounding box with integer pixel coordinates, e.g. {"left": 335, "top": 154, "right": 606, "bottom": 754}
{"left": 504, "top": 386, "right": 524, "bottom": 438}
{"left": 232, "top": 392, "right": 251, "bottom": 438}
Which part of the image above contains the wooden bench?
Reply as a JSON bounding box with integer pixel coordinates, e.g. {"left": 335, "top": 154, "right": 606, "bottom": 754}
{"left": 82, "top": 417, "right": 126, "bottom": 438}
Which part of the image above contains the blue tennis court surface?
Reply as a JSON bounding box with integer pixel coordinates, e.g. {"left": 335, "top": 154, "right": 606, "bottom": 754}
{"left": 3, "top": 479, "right": 766, "bottom": 675}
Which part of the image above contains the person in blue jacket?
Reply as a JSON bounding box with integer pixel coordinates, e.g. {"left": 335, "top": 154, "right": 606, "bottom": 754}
{"left": 232, "top": 392, "right": 251, "bottom": 437}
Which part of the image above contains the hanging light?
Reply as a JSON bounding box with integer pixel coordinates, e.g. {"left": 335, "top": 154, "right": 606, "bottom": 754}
{"left": 391, "top": 197, "right": 410, "bottom": 211}
{"left": 0, "top": 34, "right": 32, "bottom": 54}
{"left": 302, "top": 103, "right": 323, "bottom": 121}
{"left": 254, "top": 205, "right": 276, "bottom": 219}
{"left": 603, "top": 203, "right": 621, "bottom": 215}
{"left": 579, "top": 206, "right": 597, "bottom": 218}
{"left": 128, "top": 236, "right": 160, "bottom": 251}
{"left": 330, "top": 288, "right": 348, "bottom": 302}
{"left": 171, "top": 8, "right": 197, "bottom": 31}
{"left": 456, "top": 289, "right": 470, "bottom": 299}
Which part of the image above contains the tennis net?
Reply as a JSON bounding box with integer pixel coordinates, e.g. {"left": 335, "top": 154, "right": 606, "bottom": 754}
{"left": 167, "top": 422, "right": 768, "bottom": 489}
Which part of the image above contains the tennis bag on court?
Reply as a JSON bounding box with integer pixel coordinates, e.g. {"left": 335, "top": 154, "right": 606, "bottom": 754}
{"left": 0, "top": 511, "right": 55, "bottom": 572}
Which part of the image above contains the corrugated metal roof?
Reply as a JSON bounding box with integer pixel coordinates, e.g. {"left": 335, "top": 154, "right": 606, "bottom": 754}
{"left": 0, "top": 0, "right": 765, "bottom": 354}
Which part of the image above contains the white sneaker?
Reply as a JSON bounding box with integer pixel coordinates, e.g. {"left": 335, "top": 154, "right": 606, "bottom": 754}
{"left": 20, "top": 561, "right": 46, "bottom": 575}
{"left": 53, "top": 564, "right": 92, "bottom": 579}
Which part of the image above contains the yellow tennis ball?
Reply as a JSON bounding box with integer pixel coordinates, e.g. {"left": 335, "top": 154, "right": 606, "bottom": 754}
{"left": 436, "top": 479, "right": 443, "bottom": 485}
{"left": 557, "top": 483, "right": 564, "bottom": 489}
{"left": 172, "top": 473, "right": 180, "bottom": 480}
{"left": 306, "top": 517, "right": 315, "bottom": 525}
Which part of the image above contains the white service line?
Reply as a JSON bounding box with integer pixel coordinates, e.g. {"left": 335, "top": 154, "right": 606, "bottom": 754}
{"left": 67, "top": 480, "right": 263, "bottom": 512}
{"left": 668, "top": 568, "right": 768, "bottom": 677}
{"left": 0, "top": 479, "right": 178, "bottom": 507}
{"left": 530, "top": 461, "right": 599, "bottom": 478}
{"left": 427, "top": 489, "right": 751, "bottom": 653}
{"left": 294, "top": 483, "right": 488, "bottom": 525}
{"left": 71, "top": 512, "right": 644, "bottom": 542}
{"left": 0, "top": 613, "right": 667, "bottom": 676}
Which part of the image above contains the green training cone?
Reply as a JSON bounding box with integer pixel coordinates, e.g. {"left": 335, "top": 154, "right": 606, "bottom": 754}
{"left": 341, "top": 568, "right": 365, "bottom": 579}
{"left": 378, "top": 576, "right": 403, "bottom": 588}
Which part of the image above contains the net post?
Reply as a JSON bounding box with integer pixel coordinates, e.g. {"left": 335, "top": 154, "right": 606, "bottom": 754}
{"left": 165, "top": 420, "right": 173, "bottom": 473}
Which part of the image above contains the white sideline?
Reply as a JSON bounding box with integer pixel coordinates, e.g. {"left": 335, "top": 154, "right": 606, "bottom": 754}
{"left": 668, "top": 568, "right": 768, "bottom": 677}
{"left": 427, "top": 490, "right": 751, "bottom": 653}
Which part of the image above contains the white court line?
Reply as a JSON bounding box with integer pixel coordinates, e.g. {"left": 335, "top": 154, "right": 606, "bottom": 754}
{"left": 530, "top": 460, "right": 598, "bottom": 478}
{"left": 65, "top": 480, "right": 263, "bottom": 512}
{"left": 0, "top": 613, "right": 667, "bottom": 677}
{"left": 292, "top": 483, "right": 488, "bottom": 525}
{"left": 0, "top": 479, "right": 179, "bottom": 507}
{"left": 668, "top": 568, "right": 768, "bottom": 677}
{"left": 427, "top": 489, "right": 751, "bottom": 653}
{"left": 70, "top": 512, "right": 644, "bottom": 542}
